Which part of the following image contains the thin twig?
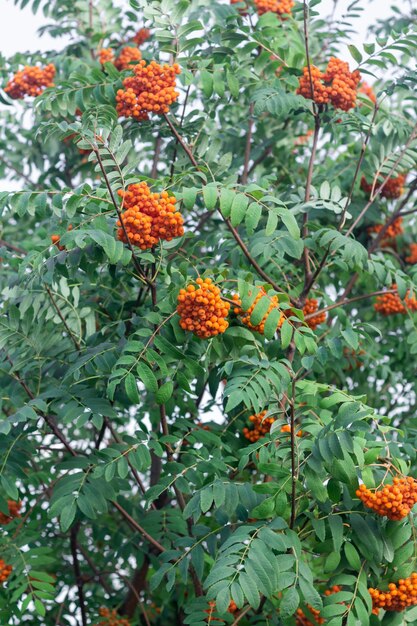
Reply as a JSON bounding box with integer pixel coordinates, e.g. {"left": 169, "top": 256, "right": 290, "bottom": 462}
{"left": 151, "top": 134, "right": 162, "bottom": 178}
{"left": 240, "top": 102, "right": 254, "bottom": 184}
{"left": 304, "top": 288, "right": 398, "bottom": 320}
{"left": 290, "top": 378, "right": 297, "bottom": 529}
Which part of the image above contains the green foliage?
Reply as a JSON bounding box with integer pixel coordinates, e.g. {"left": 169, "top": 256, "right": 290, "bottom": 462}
{"left": 1, "top": 0, "right": 417, "bottom": 625}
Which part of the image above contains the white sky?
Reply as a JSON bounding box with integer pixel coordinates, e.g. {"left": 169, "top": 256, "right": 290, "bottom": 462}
{"left": 0, "top": 0, "right": 411, "bottom": 58}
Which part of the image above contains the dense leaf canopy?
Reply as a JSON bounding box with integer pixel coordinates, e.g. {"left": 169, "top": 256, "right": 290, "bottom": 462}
{"left": 1, "top": 0, "right": 417, "bottom": 625}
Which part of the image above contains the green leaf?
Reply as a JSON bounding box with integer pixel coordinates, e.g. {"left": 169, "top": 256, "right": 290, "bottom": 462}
{"left": 155, "top": 381, "right": 173, "bottom": 404}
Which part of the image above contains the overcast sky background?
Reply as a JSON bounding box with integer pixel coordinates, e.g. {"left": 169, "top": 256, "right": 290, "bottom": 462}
{"left": 0, "top": 0, "right": 412, "bottom": 59}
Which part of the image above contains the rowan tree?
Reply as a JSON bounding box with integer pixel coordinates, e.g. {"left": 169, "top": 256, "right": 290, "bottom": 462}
{"left": 1, "top": 0, "right": 417, "bottom": 625}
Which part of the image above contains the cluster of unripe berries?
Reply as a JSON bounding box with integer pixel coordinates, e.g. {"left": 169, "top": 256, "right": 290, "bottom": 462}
{"left": 177, "top": 278, "right": 231, "bottom": 339}
{"left": 356, "top": 476, "right": 417, "bottom": 520}
{"left": 0, "top": 560, "right": 12, "bottom": 585}
{"left": 116, "top": 60, "right": 180, "bottom": 121}
{"left": 253, "top": 0, "right": 294, "bottom": 17}
{"left": 303, "top": 298, "right": 327, "bottom": 330}
{"left": 232, "top": 289, "right": 284, "bottom": 334}
{"left": 242, "top": 411, "right": 303, "bottom": 442}
{"left": 96, "top": 608, "right": 130, "bottom": 626}
{"left": 99, "top": 47, "right": 142, "bottom": 71}
{"left": 361, "top": 174, "right": 407, "bottom": 199}
{"left": 297, "top": 58, "right": 361, "bottom": 111}
{"left": 5, "top": 63, "right": 55, "bottom": 99}
{"left": 117, "top": 182, "right": 183, "bottom": 250}
{"left": 0, "top": 500, "right": 21, "bottom": 525}
{"left": 295, "top": 586, "right": 342, "bottom": 625}
{"left": 374, "top": 285, "right": 417, "bottom": 316}
{"left": 369, "top": 574, "right": 417, "bottom": 613}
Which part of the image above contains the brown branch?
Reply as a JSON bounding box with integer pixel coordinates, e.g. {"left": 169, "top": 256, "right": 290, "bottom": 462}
{"left": 44, "top": 285, "right": 81, "bottom": 351}
{"left": 289, "top": 378, "right": 297, "bottom": 529}
{"left": 302, "top": 114, "right": 321, "bottom": 292}
{"left": 151, "top": 134, "right": 162, "bottom": 179}
{"left": 70, "top": 524, "right": 88, "bottom": 626}
{"left": 0, "top": 155, "right": 42, "bottom": 189}
{"left": 304, "top": 288, "right": 398, "bottom": 320}
{"left": 77, "top": 543, "right": 112, "bottom": 594}
{"left": 163, "top": 112, "right": 199, "bottom": 170}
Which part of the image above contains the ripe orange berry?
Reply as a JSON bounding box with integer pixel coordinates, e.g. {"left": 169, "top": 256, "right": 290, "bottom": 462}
{"left": 0, "top": 560, "right": 12, "bottom": 585}
{"left": 356, "top": 477, "right": 417, "bottom": 520}
{"left": 116, "top": 60, "right": 181, "bottom": 121}
{"left": 254, "top": 0, "right": 294, "bottom": 17}
{"left": 115, "top": 47, "right": 142, "bottom": 71}
{"left": 361, "top": 174, "right": 407, "bottom": 199}
{"left": 343, "top": 347, "right": 366, "bottom": 370}
{"left": 295, "top": 586, "right": 342, "bottom": 625}
{"left": 0, "top": 500, "right": 21, "bottom": 525}
{"left": 303, "top": 299, "right": 326, "bottom": 330}
{"left": 294, "top": 129, "right": 313, "bottom": 146}
{"left": 96, "top": 608, "right": 130, "bottom": 626}
{"left": 359, "top": 81, "right": 376, "bottom": 104}
{"left": 367, "top": 217, "right": 403, "bottom": 244}
{"left": 369, "top": 573, "right": 417, "bottom": 613}
{"left": 177, "top": 278, "right": 230, "bottom": 339}
{"left": 232, "top": 289, "right": 285, "bottom": 334}
{"left": 51, "top": 225, "right": 73, "bottom": 251}
{"left": 116, "top": 182, "right": 184, "bottom": 250}
{"left": 204, "top": 600, "right": 239, "bottom": 621}
{"left": 405, "top": 243, "right": 417, "bottom": 264}
{"left": 5, "top": 63, "right": 55, "bottom": 99}
{"left": 297, "top": 58, "right": 361, "bottom": 111}
{"left": 374, "top": 285, "right": 417, "bottom": 316}
{"left": 280, "top": 423, "right": 303, "bottom": 437}
{"left": 98, "top": 48, "right": 115, "bottom": 65}
{"left": 132, "top": 28, "right": 151, "bottom": 46}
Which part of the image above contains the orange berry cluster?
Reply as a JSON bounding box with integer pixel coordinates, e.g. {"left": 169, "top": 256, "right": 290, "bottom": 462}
{"left": 132, "top": 28, "right": 151, "bottom": 46}
{"left": 232, "top": 289, "right": 284, "bottom": 334}
{"left": 361, "top": 174, "right": 407, "bottom": 199}
{"left": 0, "top": 560, "right": 12, "bottom": 584}
{"left": 295, "top": 587, "right": 342, "bottom": 626}
{"left": 374, "top": 286, "right": 417, "bottom": 316}
{"left": 5, "top": 63, "right": 55, "bottom": 99}
{"left": 206, "top": 600, "right": 238, "bottom": 621}
{"left": 0, "top": 500, "right": 21, "bottom": 525}
{"left": 51, "top": 225, "right": 73, "bottom": 251}
{"left": 96, "top": 608, "right": 130, "bottom": 626}
{"left": 177, "top": 278, "right": 230, "bottom": 339}
{"left": 406, "top": 243, "right": 417, "bottom": 264}
{"left": 254, "top": 0, "right": 294, "bottom": 17}
{"left": 280, "top": 423, "right": 303, "bottom": 437}
{"left": 303, "top": 299, "right": 326, "bottom": 330}
{"left": 243, "top": 411, "right": 275, "bottom": 442}
{"left": 115, "top": 47, "right": 142, "bottom": 71}
{"left": 295, "top": 129, "right": 314, "bottom": 146}
{"left": 117, "top": 182, "right": 183, "bottom": 250}
{"left": 297, "top": 58, "right": 361, "bottom": 111}
{"left": 369, "top": 574, "right": 417, "bottom": 613}
{"left": 343, "top": 347, "right": 366, "bottom": 370}
{"left": 359, "top": 81, "right": 376, "bottom": 104}
{"left": 367, "top": 217, "right": 403, "bottom": 240}
{"left": 99, "top": 48, "right": 115, "bottom": 65}
{"left": 116, "top": 60, "right": 180, "bottom": 121}
{"left": 356, "top": 477, "right": 417, "bottom": 520}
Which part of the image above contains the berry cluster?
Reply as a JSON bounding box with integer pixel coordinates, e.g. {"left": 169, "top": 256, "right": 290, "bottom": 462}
{"left": 0, "top": 500, "right": 21, "bottom": 525}
{"left": 51, "top": 225, "right": 73, "bottom": 251}
{"left": 367, "top": 217, "right": 403, "bottom": 241}
{"left": 374, "top": 286, "right": 417, "bottom": 316}
{"left": 5, "top": 64, "right": 55, "bottom": 99}
{"left": 359, "top": 81, "right": 377, "bottom": 104}
{"left": 406, "top": 244, "right": 417, "bottom": 264}
{"left": 343, "top": 347, "right": 366, "bottom": 370}
{"left": 280, "top": 424, "right": 303, "bottom": 437}
{"left": 295, "top": 587, "right": 342, "bottom": 625}
{"left": 295, "top": 129, "right": 314, "bottom": 146}
{"left": 117, "top": 182, "right": 183, "bottom": 250}
{"left": 99, "top": 48, "right": 115, "bottom": 65}
{"left": 232, "top": 289, "right": 284, "bottom": 334}
{"left": 297, "top": 58, "right": 361, "bottom": 111}
{"left": 361, "top": 174, "right": 407, "bottom": 199}
{"left": 303, "top": 299, "right": 326, "bottom": 330}
{"left": 0, "top": 560, "right": 12, "bottom": 584}
{"left": 115, "top": 47, "right": 142, "bottom": 71}
{"left": 243, "top": 411, "right": 275, "bottom": 442}
{"left": 206, "top": 600, "right": 239, "bottom": 620}
{"left": 254, "top": 0, "right": 294, "bottom": 17}
{"left": 132, "top": 28, "right": 151, "bottom": 46}
{"left": 116, "top": 60, "right": 180, "bottom": 121}
{"left": 96, "top": 608, "right": 130, "bottom": 626}
{"left": 356, "top": 477, "right": 417, "bottom": 520}
{"left": 369, "top": 574, "right": 417, "bottom": 613}
{"left": 177, "top": 278, "right": 231, "bottom": 339}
